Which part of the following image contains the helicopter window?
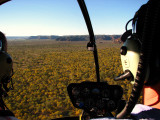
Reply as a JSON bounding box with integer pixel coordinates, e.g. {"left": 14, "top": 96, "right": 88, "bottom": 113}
{"left": 0, "top": 0, "right": 148, "bottom": 120}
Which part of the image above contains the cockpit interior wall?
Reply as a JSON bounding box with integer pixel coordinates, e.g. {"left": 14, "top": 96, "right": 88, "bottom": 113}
{"left": 0, "top": 0, "right": 10, "bottom": 6}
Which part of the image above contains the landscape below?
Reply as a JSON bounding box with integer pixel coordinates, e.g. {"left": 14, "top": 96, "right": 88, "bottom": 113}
{"left": 5, "top": 40, "right": 141, "bottom": 120}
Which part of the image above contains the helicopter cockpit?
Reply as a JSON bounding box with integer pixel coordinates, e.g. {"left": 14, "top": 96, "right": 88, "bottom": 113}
{"left": 0, "top": 0, "right": 160, "bottom": 120}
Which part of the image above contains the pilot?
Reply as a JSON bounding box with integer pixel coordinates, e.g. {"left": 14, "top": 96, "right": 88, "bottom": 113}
{"left": 125, "top": 0, "right": 160, "bottom": 119}
{"left": 0, "top": 31, "right": 19, "bottom": 120}
{"left": 133, "top": 0, "right": 160, "bottom": 111}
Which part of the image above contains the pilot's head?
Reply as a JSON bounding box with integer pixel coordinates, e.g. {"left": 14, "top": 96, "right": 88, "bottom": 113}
{"left": 0, "top": 31, "right": 13, "bottom": 97}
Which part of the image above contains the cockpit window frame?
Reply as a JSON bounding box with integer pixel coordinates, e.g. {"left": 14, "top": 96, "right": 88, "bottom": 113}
{"left": 0, "top": 40, "right": 2, "bottom": 51}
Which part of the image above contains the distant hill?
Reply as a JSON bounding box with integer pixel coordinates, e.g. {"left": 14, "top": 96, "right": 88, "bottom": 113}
{"left": 27, "top": 35, "right": 121, "bottom": 42}
{"left": 28, "top": 35, "right": 59, "bottom": 40}
{"left": 56, "top": 35, "right": 89, "bottom": 41}
{"left": 7, "top": 36, "right": 28, "bottom": 40}
{"left": 7, "top": 35, "right": 122, "bottom": 43}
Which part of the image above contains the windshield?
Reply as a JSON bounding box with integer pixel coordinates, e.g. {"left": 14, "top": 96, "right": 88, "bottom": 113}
{"left": 0, "top": 0, "right": 148, "bottom": 119}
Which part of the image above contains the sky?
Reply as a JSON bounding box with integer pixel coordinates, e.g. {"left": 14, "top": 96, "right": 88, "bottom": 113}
{"left": 0, "top": 0, "right": 148, "bottom": 36}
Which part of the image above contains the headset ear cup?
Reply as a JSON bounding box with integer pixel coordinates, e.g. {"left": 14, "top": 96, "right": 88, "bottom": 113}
{"left": 121, "top": 29, "right": 132, "bottom": 42}
{"left": 0, "top": 31, "right": 7, "bottom": 52}
{"left": 0, "top": 52, "right": 13, "bottom": 82}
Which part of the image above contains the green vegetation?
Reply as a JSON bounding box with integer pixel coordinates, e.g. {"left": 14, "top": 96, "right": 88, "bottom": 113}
{"left": 5, "top": 40, "right": 141, "bottom": 120}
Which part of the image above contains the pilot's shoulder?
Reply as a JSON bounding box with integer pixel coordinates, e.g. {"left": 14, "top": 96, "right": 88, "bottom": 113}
{"left": 131, "top": 104, "right": 160, "bottom": 119}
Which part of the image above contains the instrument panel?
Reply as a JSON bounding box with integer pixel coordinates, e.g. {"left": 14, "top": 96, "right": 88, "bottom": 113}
{"left": 67, "top": 82, "right": 123, "bottom": 112}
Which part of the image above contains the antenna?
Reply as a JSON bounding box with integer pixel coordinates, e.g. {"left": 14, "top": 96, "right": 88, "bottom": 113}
{"left": 77, "top": 0, "right": 101, "bottom": 83}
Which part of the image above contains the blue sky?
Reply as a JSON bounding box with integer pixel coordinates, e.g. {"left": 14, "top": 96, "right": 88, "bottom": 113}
{"left": 0, "top": 0, "right": 148, "bottom": 36}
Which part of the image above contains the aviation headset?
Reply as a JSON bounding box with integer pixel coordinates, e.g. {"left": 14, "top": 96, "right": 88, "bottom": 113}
{"left": 115, "top": 0, "right": 160, "bottom": 118}
{"left": 0, "top": 31, "right": 13, "bottom": 110}
{"left": 115, "top": 1, "right": 160, "bottom": 86}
